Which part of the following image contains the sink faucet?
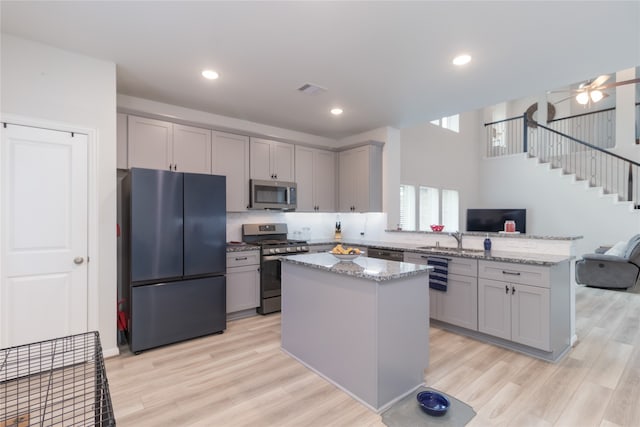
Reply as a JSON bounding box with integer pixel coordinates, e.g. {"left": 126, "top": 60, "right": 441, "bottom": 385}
{"left": 450, "top": 231, "right": 463, "bottom": 249}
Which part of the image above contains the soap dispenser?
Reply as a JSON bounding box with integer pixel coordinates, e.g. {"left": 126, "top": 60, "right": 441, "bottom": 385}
{"left": 483, "top": 234, "right": 492, "bottom": 256}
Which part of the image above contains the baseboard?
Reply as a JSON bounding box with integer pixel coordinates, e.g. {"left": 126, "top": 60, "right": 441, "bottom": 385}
{"left": 103, "top": 346, "right": 120, "bottom": 358}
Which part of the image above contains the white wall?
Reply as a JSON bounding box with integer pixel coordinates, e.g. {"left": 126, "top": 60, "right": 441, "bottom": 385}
{"left": 0, "top": 34, "right": 118, "bottom": 354}
{"left": 480, "top": 153, "right": 640, "bottom": 258}
{"left": 399, "top": 110, "right": 483, "bottom": 231}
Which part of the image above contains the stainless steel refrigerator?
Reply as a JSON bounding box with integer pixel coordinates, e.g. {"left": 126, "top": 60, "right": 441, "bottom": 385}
{"left": 123, "top": 168, "right": 226, "bottom": 353}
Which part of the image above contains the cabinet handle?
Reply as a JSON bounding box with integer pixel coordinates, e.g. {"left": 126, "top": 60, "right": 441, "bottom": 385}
{"left": 235, "top": 257, "right": 248, "bottom": 261}
{"left": 512, "top": 285, "right": 516, "bottom": 295}
{"left": 169, "top": 164, "right": 172, "bottom": 171}
{"left": 421, "top": 255, "right": 452, "bottom": 261}
{"left": 505, "top": 285, "right": 509, "bottom": 294}
{"left": 502, "top": 270, "right": 521, "bottom": 276}
{"left": 174, "top": 164, "right": 177, "bottom": 171}
{"left": 275, "top": 174, "right": 278, "bottom": 179}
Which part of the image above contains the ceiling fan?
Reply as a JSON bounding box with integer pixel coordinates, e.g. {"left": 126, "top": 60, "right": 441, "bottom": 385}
{"left": 549, "top": 75, "right": 640, "bottom": 105}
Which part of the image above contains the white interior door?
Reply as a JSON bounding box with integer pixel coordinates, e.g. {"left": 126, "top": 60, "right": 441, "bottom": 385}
{"left": 1, "top": 124, "right": 88, "bottom": 348}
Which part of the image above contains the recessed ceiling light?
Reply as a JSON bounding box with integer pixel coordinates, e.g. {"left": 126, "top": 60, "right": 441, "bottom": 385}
{"left": 452, "top": 54, "right": 472, "bottom": 66}
{"left": 202, "top": 69, "right": 219, "bottom": 80}
{"left": 330, "top": 108, "right": 343, "bottom": 116}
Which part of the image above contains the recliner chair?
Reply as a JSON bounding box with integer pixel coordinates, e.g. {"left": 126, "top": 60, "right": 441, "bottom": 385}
{"left": 575, "top": 234, "right": 640, "bottom": 289}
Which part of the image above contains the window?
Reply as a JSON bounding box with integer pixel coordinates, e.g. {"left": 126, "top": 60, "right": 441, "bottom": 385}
{"left": 430, "top": 114, "right": 460, "bottom": 133}
{"left": 418, "top": 186, "right": 439, "bottom": 231}
{"left": 399, "top": 185, "right": 416, "bottom": 231}
{"left": 399, "top": 185, "right": 460, "bottom": 231}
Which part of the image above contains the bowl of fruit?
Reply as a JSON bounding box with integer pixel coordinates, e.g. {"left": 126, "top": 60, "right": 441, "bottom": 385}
{"left": 330, "top": 244, "right": 362, "bottom": 261}
{"left": 430, "top": 224, "right": 445, "bottom": 232}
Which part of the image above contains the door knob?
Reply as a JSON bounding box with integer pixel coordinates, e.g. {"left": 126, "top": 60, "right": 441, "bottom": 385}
{"left": 74, "top": 256, "right": 84, "bottom": 265}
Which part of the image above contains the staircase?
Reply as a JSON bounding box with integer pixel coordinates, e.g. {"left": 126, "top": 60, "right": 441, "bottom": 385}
{"left": 484, "top": 107, "right": 640, "bottom": 210}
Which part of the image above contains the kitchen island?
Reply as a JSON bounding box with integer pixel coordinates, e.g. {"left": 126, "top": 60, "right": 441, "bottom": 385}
{"left": 280, "top": 253, "right": 432, "bottom": 413}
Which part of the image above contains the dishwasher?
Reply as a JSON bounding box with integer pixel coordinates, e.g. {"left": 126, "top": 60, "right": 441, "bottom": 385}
{"left": 367, "top": 247, "right": 404, "bottom": 261}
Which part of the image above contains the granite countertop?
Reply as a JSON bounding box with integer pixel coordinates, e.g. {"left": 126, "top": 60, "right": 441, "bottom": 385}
{"left": 226, "top": 243, "right": 260, "bottom": 253}
{"left": 384, "top": 230, "right": 584, "bottom": 241}
{"left": 281, "top": 252, "right": 431, "bottom": 282}
{"left": 306, "top": 240, "right": 572, "bottom": 266}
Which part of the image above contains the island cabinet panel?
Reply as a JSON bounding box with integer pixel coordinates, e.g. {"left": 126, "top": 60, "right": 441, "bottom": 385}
{"left": 280, "top": 258, "right": 429, "bottom": 412}
{"left": 404, "top": 252, "right": 478, "bottom": 330}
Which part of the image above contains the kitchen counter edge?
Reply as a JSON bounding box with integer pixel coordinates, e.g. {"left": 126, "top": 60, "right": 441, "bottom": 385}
{"left": 307, "top": 240, "right": 572, "bottom": 266}
{"left": 281, "top": 252, "right": 432, "bottom": 282}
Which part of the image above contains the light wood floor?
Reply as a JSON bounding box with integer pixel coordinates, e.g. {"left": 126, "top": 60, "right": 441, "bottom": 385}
{"left": 105, "top": 283, "right": 640, "bottom": 426}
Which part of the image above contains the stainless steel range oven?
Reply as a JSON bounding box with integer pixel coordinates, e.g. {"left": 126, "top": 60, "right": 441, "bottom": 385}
{"left": 242, "top": 223, "right": 309, "bottom": 314}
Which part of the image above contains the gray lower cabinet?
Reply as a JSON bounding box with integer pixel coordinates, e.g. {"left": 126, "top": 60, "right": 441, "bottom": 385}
{"left": 226, "top": 251, "right": 260, "bottom": 314}
{"left": 478, "top": 260, "right": 565, "bottom": 352}
{"left": 404, "top": 253, "right": 478, "bottom": 330}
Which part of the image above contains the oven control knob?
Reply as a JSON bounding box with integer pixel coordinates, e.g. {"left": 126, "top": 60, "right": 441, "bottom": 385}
{"left": 301, "top": 246, "right": 308, "bottom": 252}
{"left": 274, "top": 248, "right": 281, "bottom": 254}
{"left": 270, "top": 248, "right": 278, "bottom": 254}
{"left": 287, "top": 247, "right": 294, "bottom": 252}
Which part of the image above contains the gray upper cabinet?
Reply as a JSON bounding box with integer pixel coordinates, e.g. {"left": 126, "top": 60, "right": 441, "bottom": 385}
{"left": 127, "top": 115, "right": 212, "bottom": 174}
{"left": 172, "top": 124, "right": 212, "bottom": 174}
{"left": 338, "top": 144, "right": 382, "bottom": 212}
{"left": 117, "top": 113, "right": 128, "bottom": 169}
{"left": 295, "top": 145, "right": 335, "bottom": 212}
{"left": 212, "top": 132, "right": 250, "bottom": 211}
{"left": 250, "top": 138, "right": 294, "bottom": 181}
{"left": 127, "top": 115, "right": 173, "bottom": 171}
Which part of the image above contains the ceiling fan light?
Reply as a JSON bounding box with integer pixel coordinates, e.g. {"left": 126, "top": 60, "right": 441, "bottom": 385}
{"left": 576, "top": 92, "right": 589, "bottom": 105}
{"left": 590, "top": 90, "right": 604, "bottom": 103}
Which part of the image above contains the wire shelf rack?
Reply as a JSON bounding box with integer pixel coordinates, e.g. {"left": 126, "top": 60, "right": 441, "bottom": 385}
{"left": 1, "top": 331, "right": 115, "bottom": 426}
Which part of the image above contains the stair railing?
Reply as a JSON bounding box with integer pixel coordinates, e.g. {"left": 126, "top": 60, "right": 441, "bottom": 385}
{"left": 485, "top": 114, "right": 640, "bottom": 206}
{"left": 484, "top": 115, "right": 527, "bottom": 157}
{"left": 547, "top": 107, "right": 616, "bottom": 150}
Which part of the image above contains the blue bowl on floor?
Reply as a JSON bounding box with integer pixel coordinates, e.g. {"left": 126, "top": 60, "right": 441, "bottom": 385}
{"left": 417, "top": 391, "right": 450, "bottom": 416}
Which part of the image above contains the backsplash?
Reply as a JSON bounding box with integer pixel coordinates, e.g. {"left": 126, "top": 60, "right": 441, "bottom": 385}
{"left": 226, "top": 212, "right": 387, "bottom": 242}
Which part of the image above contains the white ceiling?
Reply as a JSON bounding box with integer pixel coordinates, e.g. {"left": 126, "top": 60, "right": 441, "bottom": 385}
{"left": 1, "top": 1, "right": 639, "bottom": 139}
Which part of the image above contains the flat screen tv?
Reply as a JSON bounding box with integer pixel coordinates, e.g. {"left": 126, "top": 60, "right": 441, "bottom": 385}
{"left": 466, "top": 209, "right": 526, "bottom": 233}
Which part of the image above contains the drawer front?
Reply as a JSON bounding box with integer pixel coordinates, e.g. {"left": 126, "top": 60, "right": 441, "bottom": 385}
{"left": 227, "top": 251, "right": 260, "bottom": 268}
{"left": 404, "top": 253, "right": 477, "bottom": 277}
{"left": 478, "top": 260, "right": 549, "bottom": 288}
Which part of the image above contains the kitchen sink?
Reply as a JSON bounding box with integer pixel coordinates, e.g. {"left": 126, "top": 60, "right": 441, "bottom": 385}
{"left": 416, "top": 246, "right": 485, "bottom": 255}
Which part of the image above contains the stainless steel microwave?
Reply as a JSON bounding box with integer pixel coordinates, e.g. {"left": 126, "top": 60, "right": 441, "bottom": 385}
{"left": 249, "top": 179, "right": 297, "bottom": 210}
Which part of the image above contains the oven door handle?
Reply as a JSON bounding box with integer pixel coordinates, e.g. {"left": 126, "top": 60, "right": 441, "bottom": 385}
{"left": 262, "top": 255, "right": 288, "bottom": 261}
